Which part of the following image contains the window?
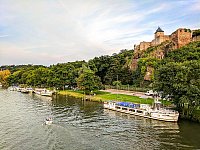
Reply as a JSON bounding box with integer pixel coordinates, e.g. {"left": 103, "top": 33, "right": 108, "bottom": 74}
{"left": 129, "top": 109, "right": 135, "bottom": 112}
{"left": 137, "top": 110, "right": 143, "bottom": 113}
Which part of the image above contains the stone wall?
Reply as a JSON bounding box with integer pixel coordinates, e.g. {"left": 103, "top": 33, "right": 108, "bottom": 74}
{"left": 153, "top": 34, "right": 169, "bottom": 46}
{"left": 176, "top": 28, "right": 191, "bottom": 48}
{"left": 144, "top": 66, "right": 154, "bottom": 81}
{"left": 139, "top": 41, "right": 151, "bottom": 51}
{"left": 192, "top": 35, "right": 200, "bottom": 42}
{"left": 130, "top": 59, "right": 138, "bottom": 70}
{"left": 134, "top": 27, "right": 192, "bottom": 53}
{"left": 170, "top": 28, "right": 191, "bottom": 49}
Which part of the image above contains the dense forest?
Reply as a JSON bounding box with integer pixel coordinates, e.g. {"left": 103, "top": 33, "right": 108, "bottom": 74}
{"left": 0, "top": 49, "right": 134, "bottom": 92}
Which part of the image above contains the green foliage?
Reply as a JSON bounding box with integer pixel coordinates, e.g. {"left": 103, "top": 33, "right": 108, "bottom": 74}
{"left": 142, "top": 46, "right": 156, "bottom": 57}
{"left": 192, "top": 29, "right": 200, "bottom": 37}
{"left": 112, "top": 81, "right": 122, "bottom": 87}
{"left": 88, "top": 49, "right": 134, "bottom": 85}
{"left": 132, "top": 57, "right": 160, "bottom": 86}
{"left": 130, "top": 41, "right": 200, "bottom": 120}
{"left": 5, "top": 49, "right": 134, "bottom": 89}
{"left": 76, "top": 65, "right": 102, "bottom": 94}
{"left": 155, "top": 51, "right": 200, "bottom": 120}
{"left": 163, "top": 42, "right": 200, "bottom": 63}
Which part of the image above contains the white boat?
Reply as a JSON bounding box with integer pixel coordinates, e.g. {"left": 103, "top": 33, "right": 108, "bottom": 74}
{"left": 16, "top": 87, "right": 22, "bottom": 92}
{"left": 26, "top": 87, "right": 33, "bottom": 93}
{"left": 104, "top": 100, "right": 179, "bottom": 122}
{"left": 44, "top": 118, "right": 53, "bottom": 125}
{"left": 34, "top": 88, "right": 53, "bottom": 97}
{"left": 8, "top": 86, "right": 17, "bottom": 91}
{"left": 145, "top": 90, "right": 154, "bottom": 96}
{"left": 41, "top": 90, "right": 53, "bottom": 97}
{"left": 20, "top": 88, "right": 29, "bottom": 93}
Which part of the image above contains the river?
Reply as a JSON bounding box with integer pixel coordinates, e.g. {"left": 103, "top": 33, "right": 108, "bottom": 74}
{"left": 0, "top": 89, "right": 200, "bottom": 150}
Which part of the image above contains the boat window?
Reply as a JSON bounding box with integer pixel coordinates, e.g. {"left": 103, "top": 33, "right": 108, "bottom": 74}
{"left": 122, "top": 108, "right": 127, "bottom": 110}
{"left": 129, "top": 109, "right": 135, "bottom": 112}
{"left": 137, "top": 110, "right": 143, "bottom": 113}
{"left": 116, "top": 106, "right": 121, "bottom": 109}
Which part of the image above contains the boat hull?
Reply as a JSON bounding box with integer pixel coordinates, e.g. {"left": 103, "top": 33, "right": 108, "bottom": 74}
{"left": 104, "top": 102, "right": 179, "bottom": 122}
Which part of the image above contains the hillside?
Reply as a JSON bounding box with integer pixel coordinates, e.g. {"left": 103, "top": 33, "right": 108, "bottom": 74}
{"left": 130, "top": 41, "right": 200, "bottom": 86}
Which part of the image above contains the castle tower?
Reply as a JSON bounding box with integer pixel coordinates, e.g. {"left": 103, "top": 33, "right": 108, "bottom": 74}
{"left": 154, "top": 27, "right": 165, "bottom": 45}
{"left": 155, "top": 26, "right": 164, "bottom": 38}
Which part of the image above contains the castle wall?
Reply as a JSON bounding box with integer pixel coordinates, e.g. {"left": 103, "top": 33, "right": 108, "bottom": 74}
{"left": 139, "top": 42, "right": 151, "bottom": 51}
{"left": 170, "top": 28, "right": 191, "bottom": 49}
{"left": 151, "top": 39, "right": 156, "bottom": 46}
{"left": 133, "top": 27, "right": 192, "bottom": 62}
{"left": 154, "top": 35, "right": 169, "bottom": 45}
{"left": 192, "top": 35, "right": 200, "bottom": 42}
{"left": 164, "top": 35, "right": 170, "bottom": 41}
{"left": 132, "top": 27, "right": 194, "bottom": 80}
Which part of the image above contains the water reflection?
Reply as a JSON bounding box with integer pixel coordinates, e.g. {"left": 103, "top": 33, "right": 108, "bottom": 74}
{"left": 104, "top": 109, "right": 179, "bottom": 129}
{"left": 0, "top": 90, "right": 200, "bottom": 150}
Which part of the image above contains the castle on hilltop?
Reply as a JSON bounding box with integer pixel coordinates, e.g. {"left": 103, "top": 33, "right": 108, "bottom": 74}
{"left": 130, "top": 27, "right": 200, "bottom": 80}
{"left": 133, "top": 27, "right": 192, "bottom": 59}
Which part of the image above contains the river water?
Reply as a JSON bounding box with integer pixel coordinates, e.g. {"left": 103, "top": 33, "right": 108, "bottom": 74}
{"left": 0, "top": 89, "right": 200, "bottom": 150}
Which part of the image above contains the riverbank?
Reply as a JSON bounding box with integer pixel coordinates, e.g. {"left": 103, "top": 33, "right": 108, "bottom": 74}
{"left": 58, "top": 89, "right": 171, "bottom": 105}
{"left": 1, "top": 89, "right": 200, "bottom": 149}
{"left": 58, "top": 90, "right": 200, "bottom": 122}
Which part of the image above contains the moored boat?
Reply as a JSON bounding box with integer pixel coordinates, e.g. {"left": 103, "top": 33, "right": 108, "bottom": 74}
{"left": 34, "top": 88, "right": 53, "bottom": 97}
{"left": 20, "top": 88, "right": 29, "bottom": 93}
{"left": 41, "top": 90, "right": 53, "bottom": 97}
{"left": 104, "top": 100, "right": 179, "bottom": 122}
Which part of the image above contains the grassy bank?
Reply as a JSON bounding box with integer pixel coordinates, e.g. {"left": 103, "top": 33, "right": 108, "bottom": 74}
{"left": 58, "top": 90, "right": 155, "bottom": 104}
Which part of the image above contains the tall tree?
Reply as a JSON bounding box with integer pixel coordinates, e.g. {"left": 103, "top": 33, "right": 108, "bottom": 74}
{"left": 77, "top": 65, "right": 102, "bottom": 94}
{"left": 0, "top": 70, "right": 11, "bottom": 86}
{"left": 154, "top": 60, "right": 200, "bottom": 118}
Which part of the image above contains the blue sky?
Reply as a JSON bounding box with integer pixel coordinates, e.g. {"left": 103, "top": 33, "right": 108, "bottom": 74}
{"left": 0, "top": 0, "right": 200, "bottom": 65}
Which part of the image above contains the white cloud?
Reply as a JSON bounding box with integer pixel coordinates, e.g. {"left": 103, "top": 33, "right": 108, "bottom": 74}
{"left": 0, "top": 0, "right": 199, "bottom": 65}
{"left": 0, "top": 35, "right": 9, "bottom": 38}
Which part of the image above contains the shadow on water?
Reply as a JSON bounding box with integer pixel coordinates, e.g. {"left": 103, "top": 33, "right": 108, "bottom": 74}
{"left": 178, "top": 120, "right": 200, "bottom": 148}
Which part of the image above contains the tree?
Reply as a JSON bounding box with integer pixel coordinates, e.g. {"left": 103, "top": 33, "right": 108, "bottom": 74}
{"left": 154, "top": 60, "right": 200, "bottom": 119}
{"left": 0, "top": 70, "right": 11, "bottom": 86}
{"left": 112, "top": 80, "right": 122, "bottom": 89}
{"left": 76, "top": 65, "right": 102, "bottom": 94}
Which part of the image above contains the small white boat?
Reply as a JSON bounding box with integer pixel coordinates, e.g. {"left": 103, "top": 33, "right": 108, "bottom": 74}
{"left": 34, "top": 88, "right": 53, "bottom": 97}
{"left": 21, "top": 88, "right": 29, "bottom": 93}
{"left": 44, "top": 118, "right": 53, "bottom": 125}
{"left": 16, "top": 87, "right": 22, "bottom": 92}
{"left": 26, "top": 87, "right": 33, "bottom": 93}
{"left": 8, "top": 86, "right": 17, "bottom": 91}
{"left": 41, "top": 90, "right": 53, "bottom": 97}
{"left": 34, "top": 88, "right": 44, "bottom": 95}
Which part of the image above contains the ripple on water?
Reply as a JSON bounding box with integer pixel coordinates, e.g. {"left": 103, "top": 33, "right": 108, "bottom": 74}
{"left": 0, "top": 90, "right": 200, "bottom": 150}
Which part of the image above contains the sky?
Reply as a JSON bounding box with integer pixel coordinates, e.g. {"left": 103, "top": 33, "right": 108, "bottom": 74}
{"left": 0, "top": 0, "right": 200, "bottom": 66}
